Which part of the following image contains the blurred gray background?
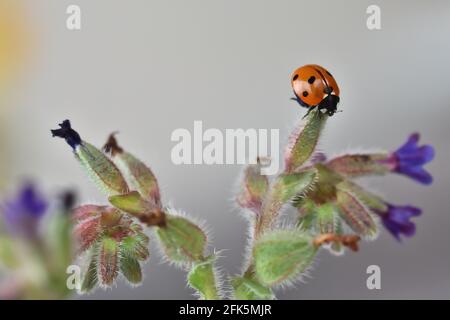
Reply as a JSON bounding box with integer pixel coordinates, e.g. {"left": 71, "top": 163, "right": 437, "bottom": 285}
{"left": 4, "top": 0, "right": 450, "bottom": 299}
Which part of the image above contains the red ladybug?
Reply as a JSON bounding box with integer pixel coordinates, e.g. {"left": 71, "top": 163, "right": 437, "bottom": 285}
{"left": 291, "top": 64, "right": 340, "bottom": 117}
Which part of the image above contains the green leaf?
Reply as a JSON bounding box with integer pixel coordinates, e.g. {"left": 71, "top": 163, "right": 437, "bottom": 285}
{"left": 80, "top": 246, "right": 99, "bottom": 293}
{"left": 109, "top": 191, "right": 150, "bottom": 215}
{"left": 296, "top": 199, "right": 317, "bottom": 231}
{"left": 237, "top": 161, "right": 269, "bottom": 214}
{"left": 120, "top": 255, "right": 142, "bottom": 284}
{"left": 98, "top": 237, "right": 119, "bottom": 286}
{"left": 74, "top": 215, "right": 101, "bottom": 253}
{"left": 120, "top": 235, "right": 150, "bottom": 261}
{"left": 231, "top": 276, "right": 274, "bottom": 300}
{"left": 285, "top": 110, "right": 327, "bottom": 172}
{"left": 115, "top": 152, "right": 161, "bottom": 205}
{"left": 256, "top": 169, "right": 317, "bottom": 235}
{"left": 272, "top": 169, "right": 317, "bottom": 204}
{"left": 103, "top": 133, "right": 161, "bottom": 204}
{"left": 76, "top": 142, "right": 129, "bottom": 195}
{"left": 253, "top": 230, "right": 317, "bottom": 287}
{"left": 315, "top": 203, "right": 336, "bottom": 234}
{"left": 99, "top": 207, "right": 123, "bottom": 228}
{"left": 335, "top": 189, "right": 378, "bottom": 239}
{"left": 109, "top": 191, "right": 165, "bottom": 226}
{"left": 306, "top": 163, "right": 344, "bottom": 203}
{"left": 337, "top": 180, "right": 388, "bottom": 211}
{"left": 187, "top": 256, "right": 219, "bottom": 300}
{"left": 156, "top": 214, "right": 207, "bottom": 264}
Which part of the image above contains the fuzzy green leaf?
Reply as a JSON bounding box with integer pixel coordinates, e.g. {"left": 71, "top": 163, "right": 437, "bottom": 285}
{"left": 80, "top": 246, "right": 99, "bottom": 293}
{"left": 297, "top": 199, "right": 317, "bottom": 231}
{"left": 285, "top": 110, "right": 327, "bottom": 172}
{"left": 114, "top": 152, "right": 161, "bottom": 205}
{"left": 256, "top": 170, "right": 317, "bottom": 234}
{"left": 187, "top": 256, "right": 219, "bottom": 300}
{"left": 109, "top": 191, "right": 151, "bottom": 216}
{"left": 74, "top": 216, "right": 101, "bottom": 253}
{"left": 271, "top": 170, "right": 317, "bottom": 204}
{"left": 109, "top": 191, "right": 165, "bottom": 226}
{"left": 120, "top": 235, "right": 150, "bottom": 261}
{"left": 237, "top": 162, "right": 269, "bottom": 214}
{"left": 104, "top": 134, "right": 161, "bottom": 205}
{"left": 302, "top": 163, "right": 344, "bottom": 204}
{"left": 98, "top": 237, "right": 119, "bottom": 286}
{"left": 337, "top": 180, "right": 388, "bottom": 211}
{"left": 253, "top": 230, "right": 317, "bottom": 287}
{"left": 99, "top": 207, "right": 123, "bottom": 228}
{"left": 315, "top": 203, "right": 337, "bottom": 234}
{"left": 120, "top": 255, "right": 142, "bottom": 284}
{"left": 231, "top": 276, "right": 274, "bottom": 300}
{"left": 336, "top": 190, "right": 378, "bottom": 239}
{"left": 76, "top": 142, "right": 129, "bottom": 196}
{"left": 156, "top": 214, "right": 207, "bottom": 264}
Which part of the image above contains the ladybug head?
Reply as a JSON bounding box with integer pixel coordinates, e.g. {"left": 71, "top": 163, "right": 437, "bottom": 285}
{"left": 318, "top": 94, "right": 340, "bottom": 116}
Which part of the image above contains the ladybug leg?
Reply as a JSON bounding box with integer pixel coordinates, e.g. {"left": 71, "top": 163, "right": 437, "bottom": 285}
{"left": 291, "top": 96, "right": 309, "bottom": 109}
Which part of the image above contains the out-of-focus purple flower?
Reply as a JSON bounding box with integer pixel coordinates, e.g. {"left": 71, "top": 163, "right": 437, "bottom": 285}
{"left": 375, "top": 203, "right": 422, "bottom": 241}
{"left": 2, "top": 183, "right": 48, "bottom": 237}
{"left": 386, "top": 133, "right": 435, "bottom": 185}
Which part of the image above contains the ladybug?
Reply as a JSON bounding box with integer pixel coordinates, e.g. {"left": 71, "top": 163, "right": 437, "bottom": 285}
{"left": 291, "top": 64, "right": 340, "bottom": 117}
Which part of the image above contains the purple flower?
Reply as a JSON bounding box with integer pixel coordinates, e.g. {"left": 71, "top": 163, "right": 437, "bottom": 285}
{"left": 389, "top": 133, "right": 435, "bottom": 185}
{"left": 2, "top": 183, "right": 48, "bottom": 238}
{"left": 376, "top": 203, "right": 422, "bottom": 241}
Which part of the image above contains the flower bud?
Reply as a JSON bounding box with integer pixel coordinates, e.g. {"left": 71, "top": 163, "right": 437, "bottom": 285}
{"left": 236, "top": 160, "right": 268, "bottom": 215}
{"left": 76, "top": 142, "right": 129, "bottom": 196}
{"left": 104, "top": 133, "right": 161, "bottom": 206}
{"left": 285, "top": 110, "right": 327, "bottom": 173}
{"left": 335, "top": 189, "right": 378, "bottom": 239}
{"left": 52, "top": 120, "right": 129, "bottom": 196}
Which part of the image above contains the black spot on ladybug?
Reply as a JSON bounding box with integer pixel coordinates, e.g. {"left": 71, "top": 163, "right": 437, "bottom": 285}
{"left": 308, "top": 76, "right": 315, "bottom": 84}
{"left": 293, "top": 74, "right": 299, "bottom": 81}
{"left": 302, "top": 91, "right": 308, "bottom": 97}
{"left": 326, "top": 71, "right": 333, "bottom": 77}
